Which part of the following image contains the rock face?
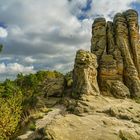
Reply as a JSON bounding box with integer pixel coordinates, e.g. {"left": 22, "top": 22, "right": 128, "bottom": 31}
{"left": 82, "top": 9, "right": 140, "bottom": 98}
{"left": 73, "top": 50, "right": 100, "bottom": 97}
{"left": 45, "top": 96, "right": 140, "bottom": 140}
{"left": 124, "top": 10, "right": 140, "bottom": 76}
{"left": 42, "top": 76, "right": 65, "bottom": 97}
{"left": 91, "top": 18, "right": 107, "bottom": 61}
{"left": 113, "top": 11, "right": 140, "bottom": 97}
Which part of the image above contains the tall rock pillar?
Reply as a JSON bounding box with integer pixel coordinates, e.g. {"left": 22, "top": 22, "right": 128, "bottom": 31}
{"left": 72, "top": 50, "right": 100, "bottom": 97}
{"left": 91, "top": 18, "right": 107, "bottom": 61}
{"left": 114, "top": 12, "right": 140, "bottom": 97}
{"left": 124, "top": 10, "right": 140, "bottom": 77}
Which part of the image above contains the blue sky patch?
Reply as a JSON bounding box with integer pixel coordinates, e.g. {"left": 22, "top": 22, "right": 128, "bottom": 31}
{"left": 0, "top": 22, "right": 7, "bottom": 28}
{"left": 78, "top": 0, "right": 92, "bottom": 20}
{"left": 131, "top": 2, "right": 140, "bottom": 14}
{"left": 81, "top": 0, "right": 92, "bottom": 12}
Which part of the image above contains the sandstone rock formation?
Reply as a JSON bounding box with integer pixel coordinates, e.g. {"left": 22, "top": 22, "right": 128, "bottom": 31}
{"left": 45, "top": 96, "right": 140, "bottom": 140}
{"left": 42, "top": 76, "right": 64, "bottom": 97}
{"left": 16, "top": 9, "right": 140, "bottom": 140}
{"left": 113, "top": 11, "right": 140, "bottom": 97}
{"left": 89, "top": 9, "right": 140, "bottom": 98}
{"left": 125, "top": 10, "right": 140, "bottom": 76}
{"left": 91, "top": 18, "right": 107, "bottom": 61}
{"left": 73, "top": 50, "right": 100, "bottom": 97}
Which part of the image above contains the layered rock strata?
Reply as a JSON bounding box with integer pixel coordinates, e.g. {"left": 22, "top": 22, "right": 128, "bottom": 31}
{"left": 125, "top": 10, "right": 140, "bottom": 76}
{"left": 114, "top": 12, "right": 140, "bottom": 97}
{"left": 73, "top": 9, "right": 140, "bottom": 98}
{"left": 90, "top": 9, "right": 140, "bottom": 97}
{"left": 91, "top": 18, "right": 107, "bottom": 61}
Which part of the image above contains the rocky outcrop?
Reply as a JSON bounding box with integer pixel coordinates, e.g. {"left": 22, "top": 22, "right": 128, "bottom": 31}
{"left": 98, "top": 54, "right": 129, "bottom": 98}
{"left": 89, "top": 9, "right": 140, "bottom": 98}
{"left": 17, "top": 105, "right": 66, "bottom": 140}
{"left": 73, "top": 50, "right": 100, "bottom": 97}
{"left": 114, "top": 11, "right": 140, "bottom": 97}
{"left": 42, "top": 76, "right": 65, "bottom": 97}
{"left": 45, "top": 96, "right": 140, "bottom": 140}
{"left": 70, "top": 9, "right": 140, "bottom": 117}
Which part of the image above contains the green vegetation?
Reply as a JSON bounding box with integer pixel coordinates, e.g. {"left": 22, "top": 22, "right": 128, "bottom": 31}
{"left": 134, "top": 97, "right": 140, "bottom": 104}
{"left": 0, "top": 70, "right": 64, "bottom": 139}
{"left": 16, "top": 70, "right": 63, "bottom": 112}
{"left": 71, "top": 92, "right": 80, "bottom": 99}
{"left": 29, "top": 122, "right": 36, "bottom": 131}
{"left": 65, "top": 71, "right": 73, "bottom": 88}
{"left": 0, "top": 44, "right": 3, "bottom": 53}
{"left": 31, "top": 111, "right": 44, "bottom": 120}
{"left": 0, "top": 80, "right": 22, "bottom": 139}
{"left": 0, "top": 44, "right": 68, "bottom": 139}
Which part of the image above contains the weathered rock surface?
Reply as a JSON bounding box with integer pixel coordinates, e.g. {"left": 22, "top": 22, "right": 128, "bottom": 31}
{"left": 114, "top": 11, "right": 140, "bottom": 97}
{"left": 17, "top": 98, "right": 140, "bottom": 140}
{"left": 45, "top": 96, "right": 140, "bottom": 140}
{"left": 124, "top": 10, "right": 140, "bottom": 77}
{"left": 98, "top": 54, "right": 129, "bottom": 98}
{"left": 42, "top": 76, "right": 65, "bottom": 97}
{"left": 90, "top": 9, "right": 140, "bottom": 98}
{"left": 91, "top": 18, "right": 107, "bottom": 61}
{"left": 17, "top": 105, "right": 66, "bottom": 140}
{"left": 73, "top": 50, "right": 100, "bottom": 97}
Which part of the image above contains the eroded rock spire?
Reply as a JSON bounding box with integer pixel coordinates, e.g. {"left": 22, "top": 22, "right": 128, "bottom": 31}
{"left": 73, "top": 9, "right": 140, "bottom": 98}
{"left": 73, "top": 50, "right": 100, "bottom": 97}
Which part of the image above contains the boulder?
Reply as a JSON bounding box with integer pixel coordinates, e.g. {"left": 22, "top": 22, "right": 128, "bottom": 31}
{"left": 43, "top": 77, "right": 65, "bottom": 97}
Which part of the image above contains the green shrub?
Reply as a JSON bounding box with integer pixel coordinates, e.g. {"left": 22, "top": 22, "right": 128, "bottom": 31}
{"left": 65, "top": 71, "right": 73, "bottom": 88}
{"left": 0, "top": 70, "right": 63, "bottom": 139}
{"left": 0, "top": 92, "right": 22, "bottom": 139}
{"left": 31, "top": 112, "right": 44, "bottom": 120}
{"left": 29, "top": 122, "right": 36, "bottom": 131}
{"left": 71, "top": 92, "right": 79, "bottom": 99}
{"left": 0, "top": 80, "right": 23, "bottom": 139}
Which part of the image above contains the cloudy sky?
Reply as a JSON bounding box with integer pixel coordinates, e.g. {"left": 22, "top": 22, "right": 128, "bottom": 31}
{"left": 0, "top": 0, "right": 140, "bottom": 80}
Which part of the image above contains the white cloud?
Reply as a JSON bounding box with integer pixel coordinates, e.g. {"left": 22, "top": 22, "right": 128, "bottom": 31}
{"left": 0, "top": 57, "right": 11, "bottom": 61}
{"left": 68, "top": 0, "right": 88, "bottom": 18}
{"left": 24, "top": 56, "right": 36, "bottom": 63}
{"left": 0, "top": 0, "right": 139, "bottom": 80}
{"left": 88, "top": 0, "right": 138, "bottom": 20}
{"left": 0, "top": 62, "right": 35, "bottom": 74}
{"left": 0, "top": 27, "right": 8, "bottom": 38}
